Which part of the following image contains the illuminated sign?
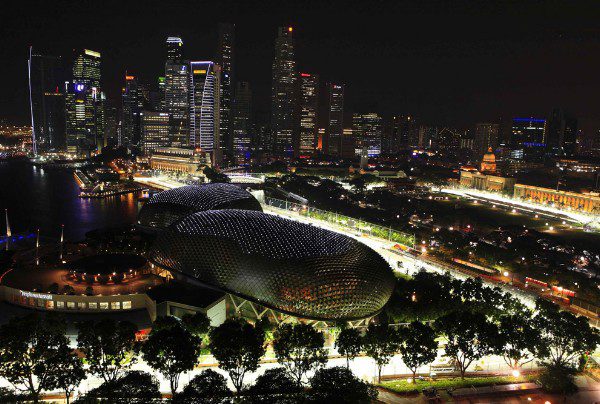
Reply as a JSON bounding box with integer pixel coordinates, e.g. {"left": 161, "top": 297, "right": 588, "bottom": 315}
{"left": 20, "top": 290, "right": 53, "bottom": 300}
{"left": 301, "top": 73, "right": 311, "bottom": 77}
{"left": 288, "top": 27, "right": 293, "bottom": 32}
{"left": 193, "top": 69, "right": 207, "bottom": 74}
{"left": 84, "top": 49, "right": 101, "bottom": 58}
{"left": 75, "top": 84, "right": 85, "bottom": 92}
{"left": 125, "top": 75, "right": 135, "bottom": 80}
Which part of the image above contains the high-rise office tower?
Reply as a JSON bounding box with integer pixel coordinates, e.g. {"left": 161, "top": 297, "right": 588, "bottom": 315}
{"left": 299, "top": 73, "right": 319, "bottom": 155}
{"left": 104, "top": 104, "right": 118, "bottom": 147}
{"left": 233, "top": 81, "right": 252, "bottom": 155}
{"left": 122, "top": 74, "right": 144, "bottom": 147}
{"left": 326, "top": 83, "right": 344, "bottom": 156}
{"left": 341, "top": 128, "right": 356, "bottom": 159}
{"left": 189, "top": 61, "right": 221, "bottom": 161}
{"left": 386, "top": 115, "right": 413, "bottom": 153}
{"left": 65, "top": 49, "right": 105, "bottom": 155}
{"left": 474, "top": 123, "right": 500, "bottom": 156}
{"left": 511, "top": 117, "right": 546, "bottom": 148}
{"left": 217, "top": 23, "right": 235, "bottom": 155}
{"left": 164, "top": 37, "right": 189, "bottom": 147}
{"left": 141, "top": 111, "right": 170, "bottom": 155}
{"left": 28, "top": 48, "right": 66, "bottom": 154}
{"left": 352, "top": 113, "right": 383, "bottom": 157}
{"left": 271, "top": 26, "right": 299, "bottom": 155}
{"left": 546, "top": 109, "right": 578, "bottom": 157}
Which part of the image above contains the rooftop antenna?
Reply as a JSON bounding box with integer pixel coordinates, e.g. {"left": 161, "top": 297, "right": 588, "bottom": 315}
{"left": 4, "top": 209, "right": 10, "bottom": 251}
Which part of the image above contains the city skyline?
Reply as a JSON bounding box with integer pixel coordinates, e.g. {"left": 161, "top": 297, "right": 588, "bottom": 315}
{"left": 4, "top": 0, "right": 600, "bottom": 136}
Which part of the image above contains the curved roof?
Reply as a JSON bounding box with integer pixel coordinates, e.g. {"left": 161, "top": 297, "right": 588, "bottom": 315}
{"left": 149, "top": 210, "right": 395, "bottom": 321}
{"left": 137, "top": 184, "right": 262, "bottom": 230}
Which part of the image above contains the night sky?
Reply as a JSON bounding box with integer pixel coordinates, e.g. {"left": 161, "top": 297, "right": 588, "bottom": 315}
{"left": 3, "top": 0, "right": 600, "bottom": 135}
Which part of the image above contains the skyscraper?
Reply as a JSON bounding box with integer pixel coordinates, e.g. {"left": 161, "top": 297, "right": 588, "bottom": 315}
{"left": 233, "top": 81, "right": 252, "bottom": 156}
{"left": 299, "top": 73, "right": 319, "bottom": 155}
{"left": 326, "top": 83, "right": 344, "bottom": 156}
{"left": 352, "top": 113, "right": 383, "bottom": 156}
{"left": 511, "top": 117, "right": 546, "bottom": 148}
{"left": 189, "top": 61, "right": 221, "bottom": 162}
{"left": 385, "top": 115, "right": 413, "bottom": 153}
{"left": 474, "top": 122, "right": 500, "bottom": 156}
{"left": 217, "top": 23, "right": 235, "bottom": 155}
{"left": 271, "top": 26, "right": 299, "bottom": 155}
{"left": 164, "top": 37, "right": 189, "bottom": 147}
{"left": 65, "top": 49, "right": 105, "bottom": 155}
{"left": 28, "top": 48, "right": 65, "bottom": 154}
{"left": 121, "top": 74, "right": 144, "bottom": 147}
{"left": 141, "top": 111, "right": 170, "bottom": 155}
{"left": 546, "top": 109, "right": 578, "bottom": 157}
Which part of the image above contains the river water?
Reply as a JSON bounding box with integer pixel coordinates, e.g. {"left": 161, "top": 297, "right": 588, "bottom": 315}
{"left": 0, "top": 161, "right": 141, "bottom": 241}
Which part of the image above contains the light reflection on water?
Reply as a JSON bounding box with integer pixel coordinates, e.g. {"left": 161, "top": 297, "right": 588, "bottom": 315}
{"left": 0, "top": 161, "right": 141, "bottom": 241}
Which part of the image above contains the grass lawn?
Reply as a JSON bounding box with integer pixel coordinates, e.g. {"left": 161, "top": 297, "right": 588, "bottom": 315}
{"left": 380, "top": 375, "right": 536, "bottom": 393}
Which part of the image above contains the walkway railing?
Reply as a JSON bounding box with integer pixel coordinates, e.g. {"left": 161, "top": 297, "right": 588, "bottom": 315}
{"left": 263, "top": 197, "right": 416, "bottom": 248}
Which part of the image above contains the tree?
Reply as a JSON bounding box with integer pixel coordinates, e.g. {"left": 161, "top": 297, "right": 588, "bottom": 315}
{"left": 309, "top": 366, "right": 378, "bottom": 403}
{"left": 203, "top": 167, "right": 230, "bottom": 183}
{"left": 75, "top": 370, "right": 161, "bottom": 404}
{"left": 532, "top": 299, "right": 600, "bottom": 368}
{"left": 398, "top": 322, "right": 438, "bottom": 382}
{"left": 495, "top": 313, "right": 538, "bottom": 370}
{"left": 181, "top": 312, "right": 210, "bottom": 337}
{"left": 174, "top": 369, "right": 231, "bottom": 404}
{"left": 0, "top": 314, "right": 70, "bottom": 403}
{"left": 248, "top": 367, "right": 302, "bottom": 400}
{"left": 209, "top": 318, "right": 266, "bottom": 394}
{"left": 335, "top": 327, "right": 363, "bottom": 368}
{"left": 272, "top": 323, "right": 328, "bottom": 386}
{"left": 349, "top": 177, "right": 366, "bottom": 194}
{"left": 538, "top": 364, "right": 578, "bottom": 396}
{"left": 363, "top": 324, "right": 399, "bottom": 383}
{"left": 434, "top": 310, "right": 498, "bottom": 379}
{"left": 47, "top": 345, "right": 86, "bottom": 404}
{"left": 76, "top": 319, "right": 138, "bottom": 383}
{"left": 141, "top": 322, "right": 201, "bottom": 396}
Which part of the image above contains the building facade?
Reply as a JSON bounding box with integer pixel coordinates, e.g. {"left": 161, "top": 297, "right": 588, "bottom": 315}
{"left": 511, "top": 117, "right": 546, "bottom": 148}
{"left": 217, "top": 23, "right": 235, "bottom": 155}
{"left": 299, "top": 73, "right": 319, "bottom": 155}
{"left": 28, "top": 48, "right": 65, "bottom": 154}
{"left": 546, "top": 109, "right": 578, "bottom": 157}
{"left": 352, "top": 112, "right": 383, "bottom": 157}
{"left": 271, "top": 27, "right": 299, "bottom": 155}
{"left": 164, "top": 37, "right": 189, "bottom": 147}
{"left": 189, "top": 61, "right": 221, "bottom": 162}
{"left": 141, "top": 111, "right": 169, "bottom": 155}
{"left": 149, "top": 147, "right": 210, "bottom": 174}
{"left": 65, "top": 49, "right": 105, "bottom": 155}
{"left": 513, "top": 184, "right": 600, "bottom": 213}
{"left": 122, "top": 74, "right": 144, "bottom": 147}
{"left": 233, "top": 81, "right": 252, "bottom": 156}
{"left": 326, "top": 83, "right": 344, "bottom": 156}
{"left": 474, "top": 122, "right": 499, "bottom": 157}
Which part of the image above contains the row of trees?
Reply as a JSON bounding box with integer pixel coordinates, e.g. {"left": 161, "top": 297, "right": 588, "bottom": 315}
{"left": 0, "top": 273, "right": 597, "bottom": 401}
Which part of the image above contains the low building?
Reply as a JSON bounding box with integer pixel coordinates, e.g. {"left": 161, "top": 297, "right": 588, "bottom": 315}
{"left": 513, "top": 184, "right": 600, "bottom": 213}
{"left": 149, "top": 147, "right": 211, "bottom": 174}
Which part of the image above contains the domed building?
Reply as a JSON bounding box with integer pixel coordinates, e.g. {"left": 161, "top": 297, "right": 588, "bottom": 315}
{"left": 137, "top": 184, "right": 262, "bottom": 231}
{"left": 149, "top": 209, "right": 396, "bottom": 322}
{"left": 460, "top": 148, "right": 516, "bottom": 193}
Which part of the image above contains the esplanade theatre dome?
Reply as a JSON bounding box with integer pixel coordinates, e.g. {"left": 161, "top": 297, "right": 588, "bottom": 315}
{"left": 149, "top": 209, "right": 396, "bottom": 321}
{"left": 137, "top": 184, "right": 262, "bottom": 230}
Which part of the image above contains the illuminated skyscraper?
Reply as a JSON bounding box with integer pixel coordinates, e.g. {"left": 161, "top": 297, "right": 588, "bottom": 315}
{"left": 546, "top": 109, "right": 578, "bottom": 157}
{"left": 233, "top": 81, "right": 252, "bottom": 155}
{"left": 65, "top": 49, "right": 105, "bottom": 155}
{"left": 189, "top": 61, "right": 221, "bottom": 162}
{"left": 141, "top": 111, "right": 170, "bottom": 155}
{"left": 326, "top": 83, "right": 344, "bottom": 156}
{"left": 299, "top": 73, "right": 318, "bottom": 155}
{"left": 385, "top": 115, "right": 413, "bottom": 153}
{"left": 164, "top": 37, "right": 189, "bottom": 146}
{"left": 271, "top": 26, "right": 299, "bottom": 155}
{"left": 217, "top": 23, "right": 235, "bottom": 155}
{"left": 122, "top": 74, "right": 144, "bottom": 147}
{"left": 28, "top": 48, "right": 65, "bottom": 153}
{"left": 352, "top": 113, "right": 383, "bottom": 156}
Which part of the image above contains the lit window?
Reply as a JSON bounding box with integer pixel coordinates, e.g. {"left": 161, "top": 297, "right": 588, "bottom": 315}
{"left": 88, "top": 302, "right": 97, "bottom": 309}
{"left": 100, "top": 302, "right": 109, "bottom": 310}
{"left": 111, "top": 302, "right": 120, "bottom": 310}
{"left": 67, "top": 302, "right": 75, "bottom": 309}
{"left": 122, "top": 301, "right": 132, "bottom": 309}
